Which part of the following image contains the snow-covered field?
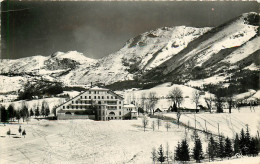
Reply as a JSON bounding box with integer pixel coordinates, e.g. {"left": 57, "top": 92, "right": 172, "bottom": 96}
{"left": 164, "top": 106, "right": 260, "bottom": 138}
{"left": 0, "top": 106, "right": 259, "bottom": 164}
{"left": 122, "top": 82, "right": 214, "bottom": 110}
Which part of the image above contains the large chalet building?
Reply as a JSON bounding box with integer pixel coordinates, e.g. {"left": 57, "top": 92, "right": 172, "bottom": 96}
{"left": 55, "top": 87, "right": 137, "bottom": 120}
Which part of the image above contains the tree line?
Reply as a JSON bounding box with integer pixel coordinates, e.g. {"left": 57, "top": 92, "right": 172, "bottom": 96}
{"left": 0, "top": 100, "right": 52, "bottom": 123}
{"left": 151, "top": 127, "right": 260, "bottom": 163}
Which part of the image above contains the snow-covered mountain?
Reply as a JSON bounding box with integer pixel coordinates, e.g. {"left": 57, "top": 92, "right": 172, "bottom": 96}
{"left": 144, "top": 12, "right": 259, "bottom": 82}
{"left": 0, "top": 12, "right": 259, "bottom": 94}
{"left": 0, "top": 26, "right": 211, "bottom": 88}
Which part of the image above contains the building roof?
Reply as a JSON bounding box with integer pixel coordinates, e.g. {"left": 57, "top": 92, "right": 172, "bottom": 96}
{"left": 124, "top": 104, "right": 136, "bottom": 108}
{"left": 55, "top": 87, "right": 124, "bottom": 110}
{"left": 90, "top": 86, "right": 109, "bottom": 91}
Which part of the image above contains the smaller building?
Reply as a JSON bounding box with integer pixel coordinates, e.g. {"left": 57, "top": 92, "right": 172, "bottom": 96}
{"left": 123, "top": 104, "right": 138, "bottom": 119}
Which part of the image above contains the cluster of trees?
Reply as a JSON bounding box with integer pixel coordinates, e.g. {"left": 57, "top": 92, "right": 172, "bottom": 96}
{"left": 151, "top": 143, "right": 172, "bottom": 164}
{"left": 167, "top": 85, "right": 256, "bottom": 114}
{"left": 1, "top": 102, "right": 29, "bottom": 123}
{"left": 18, "top": 80, "right": 63, "bottom": 100}
{"left": 0, "top": 100, "right": 51, "bottom": 123}
{"left": 142, "top": 116, "right": 173, "bottom": 132}
{"left": 151, "top": 127, "right": 260, "bottom": 163}
{"left": 138, "top": 92, "right": 158, "bottom": 115}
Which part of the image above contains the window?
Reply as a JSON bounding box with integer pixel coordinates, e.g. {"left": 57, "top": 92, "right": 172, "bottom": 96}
{"left": 72, "top": 101, "right": 74, "bottom": 104}
{"left": 111, "top": 96, "right": 113, "bottom": 99}
{"left": 72, "top": 106, "right": 74, "bottom": 109}
{"left": 119, "top": 111, "right": 121, "bottom": 115}
{"left": 119, "top": 106, "right": 121, "bottom": 109}
{"left": 89, "top": 91, "right": 91, "bottom": 94}
{"left": 76, "top": 106, "right": 78, "bottom": 109}
{"left": 76, "top": 101, "right": 78, "bottom": 104}
{"left": 89, "top": 96, "right": 91, "bottom": 99}
{"left": 80, "top": 106, "right": 82, "bottom": 109}
{"left": 94, "top": 96, "right": 96, "bottom": 99}
{"left": 98, "top": 96, "right": 100, "bottom": 99}
{"left": 67, "top": 106, "right": 69, "bottom": 109}
{"left": 102, "top": 96, "right": 104, "bottom": 99}
{"left": 63, "top": 106, "right": 65, "bottom": 109}
{"left": 94, "top": 91, "right": 96, "bottom": 94}
{"left": 81, "top": 101, "right": 82, "bottom": 104}
{"left": 107, "top": 96, "right": 109, "bottom": 99}
{"left": 119, "top": 101, "right": 121, "bottom": 104}
{"left": 85, "top": 96, "right": 87, "bottom": 99}
{"left": 80, "top": 96, "right": 82, "bottom": 99}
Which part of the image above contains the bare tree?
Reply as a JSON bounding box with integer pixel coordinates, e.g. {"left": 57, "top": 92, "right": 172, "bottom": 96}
{"left": 20, "top": 101, "right": 29, "bottom": 122}
{"left": 205, "top": 95, "right": 213, "bottom": 113}
{"left": 176, "top": 111, "right": 181, "bottom": 128}
{"left": 165, "top": 121, "right": 171, "bottom": 132}
{"left": 226, "top": 94, "right": 234, "bottom": 113}
{"left": 157, "top": 117, "right": 162, "bottom": 130}
{"left": 151, "top": 121, "right": 155, "bottom": 131}
{"left": 140, "top": 92, "right": 146, "bottom": 112}
{"left": 165, "top": 142, "right": 172, "bottom": 164}
{"left": 168, "top": 87, "right": 183, "bottom": 108}
{"left": 192, "top": 90, "right": 201, "bottom": 113}
{"left": 151, "top": 147, "right": 157, "bottom": 164}
{"left": 142, "top": 116, "right": 149, "bottom": 132}
{"left": 147, "top": 92, "right": 158, "bottom": 115}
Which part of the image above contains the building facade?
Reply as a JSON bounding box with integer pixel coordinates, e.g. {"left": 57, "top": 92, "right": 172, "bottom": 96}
{"left": 56, "top": 87, "right": 137, "bottom": 120}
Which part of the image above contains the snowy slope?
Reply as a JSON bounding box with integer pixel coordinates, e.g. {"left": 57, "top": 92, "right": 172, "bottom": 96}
{"left": 0, "top": 26, "right": 210, "bottom": 87}
{"left": 121, "top": 82, "right": 214, "bottom": 110}
{"left": 0, "top": 108, "right": 259, "bottom": 164}
{"left": 144, "top": 12, "right": 260, "bottom": 83}
{"left": 0, "top": 12, "right": 259, "bottom": 93}
{"left": 69, "top": 26, "right": 211, "bottom": 85}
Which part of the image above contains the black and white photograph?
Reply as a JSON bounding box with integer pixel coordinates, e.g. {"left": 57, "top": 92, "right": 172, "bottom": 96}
{"left": 0, "top": 0, "right": 259, "bottom": 163}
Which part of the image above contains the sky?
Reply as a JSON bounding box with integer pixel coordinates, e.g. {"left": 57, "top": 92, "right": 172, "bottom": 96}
{"left": 1, "top": 1, "right": 259, "bottom": 59}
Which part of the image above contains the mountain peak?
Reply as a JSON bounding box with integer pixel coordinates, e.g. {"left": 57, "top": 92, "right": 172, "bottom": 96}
{"left": 51, "top": 51, "right": 96, "bottom": 64}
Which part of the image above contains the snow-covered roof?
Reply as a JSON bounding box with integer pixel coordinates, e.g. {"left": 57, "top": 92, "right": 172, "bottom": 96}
{"left": 131, "top": 110, "right": 137, "bottom": 113}
{"left": 124, "top": 104, "right": 136, "bottom": 108}
{"left": 90, "top": 86, "right": 109, "bottom": 91}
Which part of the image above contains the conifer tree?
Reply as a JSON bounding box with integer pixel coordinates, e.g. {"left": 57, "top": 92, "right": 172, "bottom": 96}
{"left": 0, "top": 106, "right": 8, "bottom": 122}
{"left": 22, "top": 129, "right": 26, "bottom": 138}
{"left": 240, "top": 128, "right": 247, "bottom": 155}
{"left": 7, "top": 104, "right": 15, "bottom": 121}
{"left": 208, "top": 136, "right": 217, "bottom": 161}
{"left": 41, "top": 104, "right": 45, "bottom": 117}
{"left": 234, "top": 133, "right": 240, "bottom": 154}
{"left": 218, "top": 136, "right": 225, "bottom": 159}
{"left": 245, "top": 126, "right": 251, "bottom": 155}
{"left": 175, "top": 142, "right": 181, "bottom": 161}
{"left": 157, "top": 144, "right": 166, "bottom": 164}
{"left": 16, "top": 110, "right": 21, "bottom": 123}
{"left": 180, "top": 139, "right": 190, "bottom": 161}
{"left": 35, "top": 107, "right": 40, "bottom": 117}
{"left": 224, "top": 137, "right": 233, "bottom": 159}
{"left": 193, "top": 136, "right": 204, "bottom": 163}
{"left": 18, "top": 125, "right": 22, "bottom": 135}
{"left": 249, "top": 137, "right": 258, "bottom": 157}
{"left": 30, "top": 109, "right": 34, "bottom": 117}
